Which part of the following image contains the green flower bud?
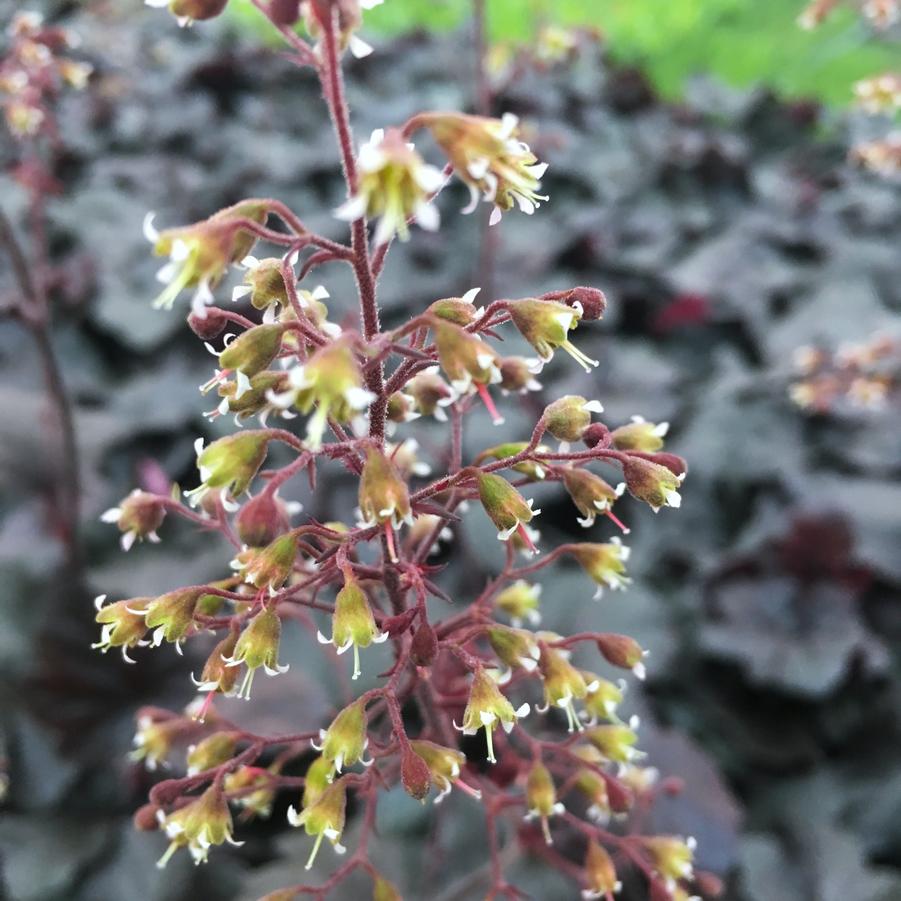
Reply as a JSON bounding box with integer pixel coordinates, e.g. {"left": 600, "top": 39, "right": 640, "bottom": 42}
{"left": 406, "top": 367, "right": 454, "bottom": 421}
{"left": 569, "top": 538, "right": 631, "bottom": 599}
{"left": 487, "top": 625, "right": 541, "bottom": 676}
{"left": 92, "top": 595, "right": 150, "bottom": 662}
{"left": 241, "top": 532, "right": 298, "bottom": 592}
{"left": 302, "top": 755, "right": 335, "bottom": 808}
{"left": 507, "top": 298, "right": 598, "bottom": 372}
{"left": 186, "top": 732, "right": 238, "bottom": 776}
{"left": 129, "top": 711, "right": 183, "bottom": 771}
{"left": 641, "top": 835, "right": 697, "bottom": 889}
{"left": 100, "top": 490, "right": 166, "bottom": 551}
{"left": 317, "top": 571, "right": 388, "bottom": 679}
{"left": 475, "top": 442, "right": 548, "bottom": 482}
{"left": 232, "top": 256, "right": 290, "bottom": 311}
{"left": 621, "top": 456, "right": 684, "bottom": 512}
{"left": 286, "top": 776, "right": 348, "bottom": 871}
{"left": 188, "top": 431, "right": 272, "bottom": 504}
{"left": 543, "top": 395, "right": 604, "bottom": 443}
{"left": 222, "top": 607, "right": 289, "bottom": 700}
{"left": 498, "top": 356, "right": 543, "bottom": 394}
{"left": 493, "top": 580, "right": 542, "bottom": 626}
{"left": 582, "top": 674, "right": 626, "bottom": 725}
{"left": 454, "top": 667, "right": 529, "bottom": 764}
{"left": 433, "top": 318, "right": 500, "bottom": 397}
{"left": 586, "top": 715, "right": 644, "bottom": 765}
{"left": 144, "top": 587, "right": 205, "bottom": 649}
{"left": 191, "top": 631, "right": 240, "bottom": 705}
{"left": 525, "top": 761, "right": 564, "bottom": 845}
{"left": 583, "top": 840, "right": 621, "bottom": 898}
{"left": 408, "top": 739, "right": 477, "bottom": 803}
{"left": 476, "top": 471, "right": 540, "bottom": 553}
{"left": 611, "top": 415, "right": 669, "bottom": 452}
{"left": 373, "top": 874, "right": 403, "bottom": 901}
{"left": 359, "top": 448, "right": 413, "bottom": 542}
{"left": 428, "top": 287, "right": 482, "bottom": 325}
{"left": 562, "top": 467, "right": 626, "bottom": 529}
{"left": 156, "top": 784, "right": 242, "bottom": 869}
{"left": 216, "top": 324, "right": 284, "bottom": 381}
{"left": 224, "top": 764, "right": 279, "bottom": 819}
{"left": 313, "top": 698, "right": 370, "bottom": 774}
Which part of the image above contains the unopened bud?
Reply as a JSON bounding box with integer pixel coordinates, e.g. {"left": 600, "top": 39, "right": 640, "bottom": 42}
{"left": 133, "top": 802, "right": 162, "bottom": 832}
{"left": 235, "top": 491, "right": 292, "bottom": 547}
{"left": 542, "top": 286, "right": 607, "bottom": 321}
{"left": 595, "top": 633, "right": 647, "bottom": 680}
{"left": 188, "top": 307, "right": 229, "bottom": 339}
{"left": 581, "top": 422, "right": 611, "bottom": 449}
{"left": 410, "top": 621, "right": 438, "bottom": 667}
{"left": 168, "top": 0, "right": 229, "bottom": 23}
{"left": 401, "top": 743, "right": 433, "bottom": 801}
{"left": 267, "top": 0, "right": 301, "bottom": 25}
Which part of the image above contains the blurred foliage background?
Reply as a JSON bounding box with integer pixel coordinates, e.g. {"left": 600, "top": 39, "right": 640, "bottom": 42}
{"left": 229, "top": 0, "right": 899, "bottom": 103}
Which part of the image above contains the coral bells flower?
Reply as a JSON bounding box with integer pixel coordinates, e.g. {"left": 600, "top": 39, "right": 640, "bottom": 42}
{"left": 408, "top": 740, "right": 480, "bottom": 803}
{"left": 225, "top": 764, "right": 280, "bottom": 819}
{"left": 487, "top": 625, "right": 541, "bottom": 678}
{"left": 621, "top": 456, "right": 684, "bottom": 512}
{"left": 429, "top": 287, "right": 484, "bottom": 326}
{"left": 543, "top": 395, "right": 604, "bottom": 444}
{"left": 130, "top": 712, "right": 182, "bottom": 771}
{"left": 222, "top": 606, "right": 290, "bottom": 700}
{"left": 570, "top": 539, "right": 632, "bottom": 599}
{"left": 92, "top": 595, "right": 149, "bottom": 662}
{"left": 335, "top": 128, "right": 443, "bottom": 245}
{"left": 187, "top": 431, "right": 272, "bottom": 504}
{"left": 186, "top": 732, "right": 238, "bottom": 776}
{"left": 145, "top": 0, "right": 230, "bottom": 28}
{"left": 476, "top": 471, "right": 541, "bottom": 553}
{"left": 423, "top": 112, "right": 548, "bottom": 224}
{"left": 212, "top": 323, "right": 285, "bottom": 387}
{"left": 101, "top": 489, "right": 166, "bottom": 551}
{"left": 156, "top": 785, "right": 243, "bottom": 869}
{"left": 582, "top": 840, "right": 621, "bottom": 899}
{"left": 582, "top": 675, "right": 626, "bottom": 725}
{"left": 562, "top": 468, "right": 627, "bottom": 530}
{"left": 317, "top": 570, "right": 388, "bottom": 679}
{"left": 641, "top": 835, "right": 697, "bottom": 890}
{"left": 313, "top": 698, "right": 371, "bottom": 773}
{"left": 143, "top": 587, "right": 204, "bottom": 651}
{"left": 538, "top": 645, "right": 594, "bottom": 733}
{"left": 191, "top": 632, "right": 240, "bottom": 715}
{"left": 524, "top": 761, "right": 565, "bottom": 845}
{"left": 287, "top": 776, "right": 348, "bottom": 870}
{"left": 406, "top": 366, "right": 455, "bottom": 421}
{"left": 498, "top": 356, "right": 544, "bottom": 394}
{"left": 273, "top": 341, "right": 374, "bottom": 450}
{"left": 359, "top": 447, "right": 413, "bottom": 560}
{"left": 432, "top": 318, "right": 503, "bottom": 422}
{"left": 454, "top": 667, "right": 529, "bottom": 764}
{"left": 494, "top": 579, "right": 543, "bottom": 626}
{"left": 610, "top": 416, "right": 669, "bottom": 453}
{"left": 476, "top": 442, "right": 548, "bottom": 482}
{"left": 240, "top": 532, "right": 298, "bottom": 593}
{"left": 143, "top": 201, "right": 269, "bottom": 315}
{"left": 507, "top": 298, "right": 599, "bottom": 372}
{"left": 586, "top": 716, "right": 644, "bottom": 766}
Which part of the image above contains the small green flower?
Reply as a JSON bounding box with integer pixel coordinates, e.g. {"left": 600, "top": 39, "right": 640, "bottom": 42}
{"left": 454, "top": 667, "right": 529, "bottom": 764}
{"left": 156, "top": 785, "right": 243, "bottom": 869}
{"left": 312, "top": 698, "right": 370, "bottom": 774}
{"left": 286, "top": 777, "right": 348, "bottom": 870}
{"left": 611, "top": 415, "right": 669, "bottom": 452}
{"left": 524, "top": 761, "right": 564, "bottom": 845}
{"left": 187, "top": 431, "right": 272, "bottom": 505}
{"left": 537, "top": 645, "right": 593, "bottom": 733}
{"left": 316, "top": 571, "right": 388, "bottom": 679}
{"left": 569, "top": 538, "right": 631, "bottom": 599}
{"left": 508, "top": 298, "right": 598, "bottom": 372}
{"left": 476, "top": 471, "right": 540, "bottom": 553}
{"left": 92, "top": 595, "right": 150, "bottom": 662}
{"left": 493, "top": 580, "right": 543, "bottom": 627}
{"left": 222, "top": 607, "right": 290, "bottom": 700}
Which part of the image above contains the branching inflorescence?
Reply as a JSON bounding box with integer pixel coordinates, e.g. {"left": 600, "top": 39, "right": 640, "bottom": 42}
{"left": 96, "top": 2, "right": 707, "bottom": 898}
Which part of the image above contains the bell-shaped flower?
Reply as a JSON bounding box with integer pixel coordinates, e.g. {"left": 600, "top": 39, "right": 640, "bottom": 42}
{"left": 611, "top": 415, "right": 669, "bottom": 453}
{"left": 222, "top": 606, "right": 290, "bottom": 700}
{"left": 286, "top": 776, "right": 348, "bottom": 870}
{"left": 145, "top": 0, "right": 229, "bottom": 29}
{"left": 406, "top": 366, "right": 455, "bottom": 421}
{"left": 537, "top": 645, "right": 594, "bottom": 733}
{"left": 100, "top": 489, "right": 166, "bottom": 551}
{"left": 92, "top": 595, "right": 150, "bottom": 662}
{"left": 408, "top": 739, "right": 481, "bottom": 804}
{"left": 186, "top": 732, "right": 238, "bottom": 776}
{"left": 582, "top": 840, "right": 621, "bottom": 899}
{"left": 476, "top": 471, "right": 540, "bottom": 554}
{"left": 317, "top": 571, "right": 388, "bottom": 679}
{"left": 428, "top": 287, "right": 484, "bottom": 326}
{"left": 543, "top": 395, "right": 604, "bottom": 444}
{"left": 621, "top": 456, "right": 684, "bottom": 512}
{"left": 186, "top": 431, "right": 272, "bottom": 506}
{"left": 240, "top": 532, "right": 298, "bottom": 594}
{"left": 301, "top": 0, "right": 384, "bottom": 60}
{"left": 143, "top": 200, "right": 269, "bottom": 315}
{"left": 524, "top": 761, "right": 565, "bottom": 845}
{"left": 312, "top": 698, "right": 371, "bottom": 774}
{"left": 487, "top": 625, "right": 541, "bottom": 679}
{"left": 156, "top": 785, "right": 243, "bottom": 868}
{"left": 475, "top": 442, "right": 548, "bottom": 482}
{"left": 335, "top": 128, "right": 443, "bottom": 245}
{"left": 423, "top": 112, "right": 548, "bottom": 224}
{"left": 640, "top": 835, "right": 697, "bottom": 891}
{"left": 508, "top": 298, "right": 598, "bottom": 372}
{"left": 432, "top": 319, "right": 503, "bottom": 422}
{"left": 454, "top": 667, "right": 529, "bottom": 764}
{"left": 142, "top": 587, "right": 204, "bottom": 652}
{"left": 586, "top": 715, "right": 645, "bottom": 766}
{"left": 562, "top": 468, "right": 627, "bottom": 530}
{"left": 569, "top": 538, "right": 632, "bottom": 599}
{"left": 358, "top": 447, "right": 413, "bottom": 561}
{"left": 493, "top": 579, "right": 543, "bottom": 627}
